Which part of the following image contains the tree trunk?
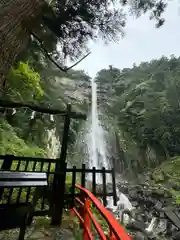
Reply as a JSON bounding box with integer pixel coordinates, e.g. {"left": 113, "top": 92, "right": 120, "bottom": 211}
{"left": 0, "top": 0, "right": 44, "bottom": 95}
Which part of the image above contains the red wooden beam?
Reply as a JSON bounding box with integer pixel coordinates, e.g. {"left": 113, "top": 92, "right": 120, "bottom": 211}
{"left": 86, "top": 207, "right": 106, "bottom": 240}
{"left": 83, "top": 199, "right": 91, "bottom": 240}
{"left": 75, "top": 184, "right": 132, "bottom": 240}
{"left": 72, "top": 207, "right": 94, "bottom": 240}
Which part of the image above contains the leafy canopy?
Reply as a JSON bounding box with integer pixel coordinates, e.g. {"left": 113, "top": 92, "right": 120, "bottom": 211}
{"left": 42, "top": 0, "right": 166, "bottom": 59}
{"left": 43, "top": 0, "right": 126, "bottom": 59}
{"left": 96, "top": 56, "right": 180, "bottom": 162}
{"left": 6, "top": 62, "right": 43, "bottom": 102}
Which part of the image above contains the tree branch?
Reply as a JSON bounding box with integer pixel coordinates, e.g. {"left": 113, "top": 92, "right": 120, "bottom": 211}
{"left": 66, "top": 52, "right": 91, "bottom": 71}
{"left": 30, "top": 31, "right": 91, "bottom": 72}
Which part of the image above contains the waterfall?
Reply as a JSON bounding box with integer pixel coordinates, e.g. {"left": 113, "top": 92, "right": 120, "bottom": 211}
{"left": 84, "top": 78, "right": 133, "bottom": 222}
{"left": 91, "top": 78, "right": 98, "bottom": 168}
{"left": 70, "top": 77, "right": 134, "bottom": 225}
{"left": 73, "top": 79, "right": 168, "bottom": 237}
{"left": 47, "top": 128, "right": 60, "bottom": 158}
{"left": 86, "top": 78, "right": 110, "bottom": 183}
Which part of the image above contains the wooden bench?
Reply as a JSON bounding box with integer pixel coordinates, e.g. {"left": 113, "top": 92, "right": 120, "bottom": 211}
{"left": 0, "top": 171, "right": 48, "bottom": 240}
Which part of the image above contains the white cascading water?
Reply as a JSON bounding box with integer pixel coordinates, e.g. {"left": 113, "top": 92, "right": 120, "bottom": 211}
{"left": 86, "top": 78, "right": 133, "bottom": 224}
{"left": 47, "top": 128, "right": 60, "bottom": 158}
{"left": 146, "top": 217, "right": 158, "bottom": 232}
{"left": 86, "top": 78, "right": 110, "bottom": 183}
{"left": 47, "top": 115, "right": 60, "bottom": 159}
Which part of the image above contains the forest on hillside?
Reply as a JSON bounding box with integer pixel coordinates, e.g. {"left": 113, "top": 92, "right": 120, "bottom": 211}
{"left": 0, "top": 0, "right": 163, "bottom": 162}
{"left": 0, "top": 0, "right": 165, "bottom": 88}
{"left": 0, "top": 0, "right": 169, "bottom": 164}
{"left": 96, "top": 56, "right": 180, "bottom": 173}
{"left": 1, "top": 0, "right": 179, "bottom": 183}
{"left": 2, "top": 1, "right": 180, "bottom": 239}
{"left": 2, "top": 53, "right": 180, "bottom": 238}
{"left": 2, "top": 51, "right": 180, "bottom": 175}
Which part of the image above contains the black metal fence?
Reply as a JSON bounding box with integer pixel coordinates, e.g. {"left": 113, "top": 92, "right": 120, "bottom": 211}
{"left": 0, "top": 101, "right": 117, "bottom": 224}
{"left": 0, "top": 154, "right": 117, "bottom": 223}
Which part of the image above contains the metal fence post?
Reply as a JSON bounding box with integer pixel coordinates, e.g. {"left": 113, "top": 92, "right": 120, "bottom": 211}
{"left": 52, "top": 104, "right": 71, "bottom": 225}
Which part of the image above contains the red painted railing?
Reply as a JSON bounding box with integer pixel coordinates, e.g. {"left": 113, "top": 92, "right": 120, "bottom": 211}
{"left": 70, "top": 184, "right": 132, "bottom": 240}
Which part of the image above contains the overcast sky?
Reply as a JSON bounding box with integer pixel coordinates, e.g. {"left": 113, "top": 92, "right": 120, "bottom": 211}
{"left": 72, "top": 0, "right": 180, "bottom": 78}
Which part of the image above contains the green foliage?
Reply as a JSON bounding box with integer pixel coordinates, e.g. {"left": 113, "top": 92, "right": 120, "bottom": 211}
{"left": 65, "top": 173, "right": 81, "bottom": 185}
{"left": 90, "top": 204, "right": 109, "bottom": 234}
{"left": 96, "top": 56, "right": 180, "bottom": 172}
{"left": 2, "top": 46, "right": 90, "bottom": 150}
{"left": 43, "top": 0, "right": 126, "bottom": 59}
{"left": 149, "top": 156, "right": 180, "bottom": 205}
{"left": 123, "top": 0, "right": 166, "bottom": 27}
{"left": 73, "top": 229, "right": 83, "bottom": 240}
{"left": 153, "top": 157, "right": 180, "bottom": 182}
{"left": 0, "top": 119, "right": 47, "bottom": 157}
{"left": 0, "top": 0, "right": 169, "bottom": 165}
{"left": 6, "top": 61, "right": 43, "bottom": 102}
{"left": 41, "top": 0, "right": 166, "bottom": 59}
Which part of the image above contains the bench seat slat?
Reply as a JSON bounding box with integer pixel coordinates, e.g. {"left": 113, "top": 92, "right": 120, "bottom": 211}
{"left": 0, "top": 171, "right": 48, "bottom": 187}
{"left": 0, "top": 171, "right": 47, "bottom": 179}
{"left": 0, "top": 181, "right": 48, "bottom": 187}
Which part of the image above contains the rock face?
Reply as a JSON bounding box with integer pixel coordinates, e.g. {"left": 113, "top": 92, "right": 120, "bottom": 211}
{"left": 83, "top": 169, "right": 180, "bottom": 239}
{"left": 115, "top": 174, "right": 180, "bottom": 240}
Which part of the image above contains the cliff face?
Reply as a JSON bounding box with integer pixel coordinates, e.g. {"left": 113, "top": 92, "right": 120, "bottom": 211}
{"left": 0, "top": 66, "right": 91, "bottom": 161}
{"left": 94, "top": 58, "right": 180, "bottom": 175}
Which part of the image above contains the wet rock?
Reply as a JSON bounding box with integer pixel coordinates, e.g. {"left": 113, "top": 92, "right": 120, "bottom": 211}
{"left": 126, "top": 220, "right": 146, "bottom": 233}
{"left": 55, "top": 228, "right": 74, "bottom": 240}
{"left": 153, "top": 189, "right": 165, "bottom": 197}
{"left": 152, "top": 171, "right": 165, "bottom": 182}
{"left": 134, "top": 231, "right": 148, "bottom": 240}
{"left": 145, "top": 175, "right": 151, "bottom": 182}
{"left": 167, "top": 183, "right": 180, "bottom": 191}
{"left": 0, "top": 233, "right": 5, "bottom": 240}
{"left": 172, "top": 231, "right": 180, "bottom": 240}
{"left": 132, "top": 201, "right": 138, "bottom": 207}
{"left": 115, "top": 174, "right": 180, "bottom": 239}
{"left": 28, "top": 231, "right": 45, "bottom": 239}
{"left": 118, "top": 185, "right": 129, "bottom": 194}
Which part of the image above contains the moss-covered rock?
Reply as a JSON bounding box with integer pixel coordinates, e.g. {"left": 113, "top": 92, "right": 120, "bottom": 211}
{"left": 147, "top": 156, "right": 180, "bottom": 205}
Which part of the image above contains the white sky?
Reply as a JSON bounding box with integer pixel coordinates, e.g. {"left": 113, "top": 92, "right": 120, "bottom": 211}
{"left": 72, "top": 0, "right": 180, "bottom": 78}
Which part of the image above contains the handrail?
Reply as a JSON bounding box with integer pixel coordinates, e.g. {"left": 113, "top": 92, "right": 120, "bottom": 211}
{"left": 70, "top": 184, "right": 132, "bottom": 240}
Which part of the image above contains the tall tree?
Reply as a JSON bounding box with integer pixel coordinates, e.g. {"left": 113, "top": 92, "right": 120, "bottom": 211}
{"left": 0, "top": 0, "right": 167, "bottom": 94}
{"left": 0, "top": 0, "right": 123, "bottom": 93}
